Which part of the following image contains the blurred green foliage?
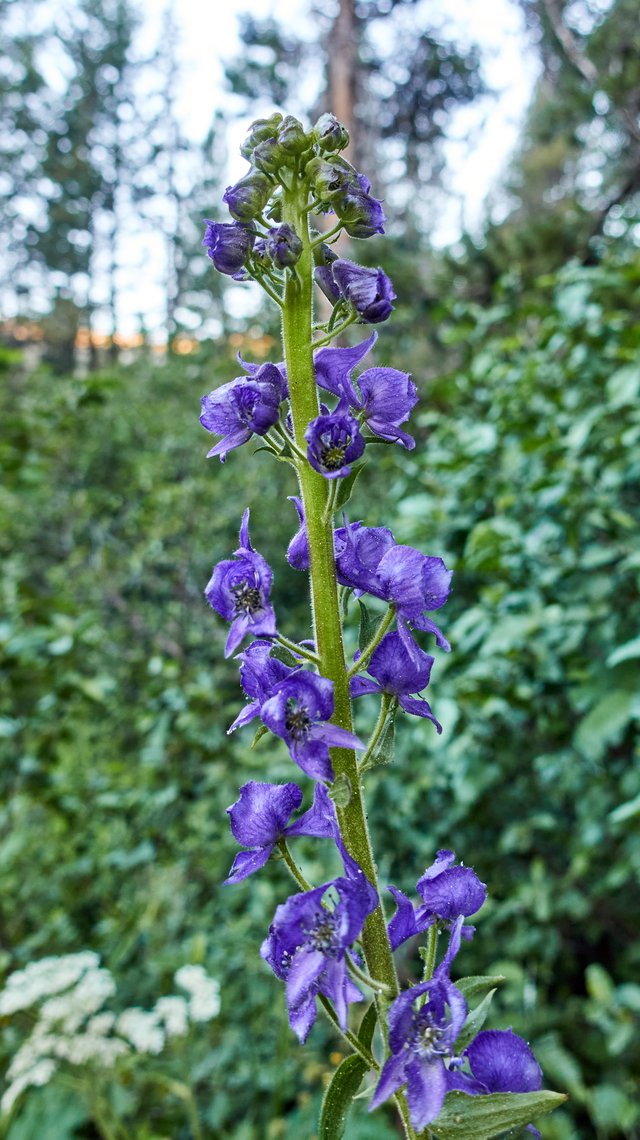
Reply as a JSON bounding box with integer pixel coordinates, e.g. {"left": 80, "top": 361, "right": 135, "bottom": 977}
{"left": 0, "top": 248, "right": 639, "bottom": 1137}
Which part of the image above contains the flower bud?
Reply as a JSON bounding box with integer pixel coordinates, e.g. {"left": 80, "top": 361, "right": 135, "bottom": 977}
{"left": 265, "top": 223, "right": 303, "bottom": 269}
{"left": 239, "top": 113, "right": 283, "bottom": 161}
{"left": 202, "top": 220, "right": 255, "bottom": 276}
{"left": 251, "top": 138, "right": 286, "bottom": 175}
{"left": 223, "top": 171, "right": 272, "bottom": 223}
{"left": 334, "top": 187, "right": 385, "bottom": 238}
{"left": 313, "top": 113, "right": 349, "bottom": 153}
{"left": 277, "top": 115, "right": 309, "bottom": 155}
{"left": 306, "top": 156, "right": 356, "bottom": 203}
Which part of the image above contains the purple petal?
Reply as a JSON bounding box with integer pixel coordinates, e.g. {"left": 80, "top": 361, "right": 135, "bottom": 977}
{"left": 406, "top": 1057, "right": 447, "bottom": 1130}
{"left": 286, "top": 948, "right": 325, "bottom": 1013}
{"left": 224, "top": 845, "right": 273, "bottom": 884}
{"left": 227, "top": 700, "right": 261, "bottom": 733}
{"left": 285, "top": 782, "right": 338, "bottom": 839}
{"left": 313, "top": 332, "right": 377, "bottom": 401}
{"left": 290, "top": 737, "right": 335, "bottom": 781}
{"left": 416, "top": 863, "right": 487, "bottom": 921}
{"left": 387, "top": 886, "right": 422, "bottom": 950}
{"left": 312, "top": 722, "right": 364, "bottom": 751}
{"left": 399, "top": 694, "right": 442, "bottom": 732}
{"left": 288, "top": 992, "right": 318, "bottom": 1043}
{"left": 369, "top": 1051, "right": 407, "bottom": 1112}
{"left": 227, "top": 781, "right": 303, "bottom": 847}
{"left": 466, "top": 1030, "right": 543, "bottom": 1094}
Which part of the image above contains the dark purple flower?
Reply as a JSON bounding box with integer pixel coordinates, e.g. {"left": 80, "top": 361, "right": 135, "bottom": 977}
{"left": 337, "top": 522, "right": 452, "bottom": 649}
{"left": 260, "top": 873, "right": 377, "bottom": 1042}
{"left": 369, "top": 969, "right": 467, "bottom": 1130}
{"left": 265, "top": 223, "right": 303, "bottom": 269}
{"left": 223, "top": 170, "right": 272, "bottom": 222}
{"left": 202, "top": 220, "right": 255, "bottom": 276}
{"left": 454, "top": 1030, "right": 544, "bottom": 1139}
{"left": 261, "top": 671, "right": 363, "bottom": 781}
{"left": 314, "top": 334, "right": 417, "bottom": 449}
{"left": 227, "top": 639, "right": 297, "bottom": 733}
{"left": 330, "top": 259, "right": 396, "bottom": 324}
{"left": 388, "top": 851, "right": 487, "bottom": 951}
{"left": 351, "top": 624, "right": 442, "bottom": 732}
{"left": 205, "top": 510, "right": 277, "bottom": 657}
{"left": 225, "top": 780, "right": 337, "bottom": 884}
{"left": 200, "top": 362, "right": 285, "bottom": 461}
{"left": 286, "top": 499, "right": 368, "bottom": 574}
{"left": 335, "top": 185, "right": 386, "bottom": 238}
{"left": 305, "top": 402, "right": 365, "bottom": 480}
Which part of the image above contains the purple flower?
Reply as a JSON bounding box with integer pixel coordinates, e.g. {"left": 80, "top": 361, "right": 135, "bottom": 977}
{"left": 314, "top": 334, "right": 417, "bottom": 449}
{"left": 351, "top": 624, "right": 442, "bottom": 732}
{"left": 225, "top": 781, "right": 338, "bottom": 884}
{"left": 335, "top": 185, "right": 386, "bottom": 238}
{"left": 260, "top": 873, "right": 377, "bottom": 1042}
{"left": 369, "top": 970, "right": 467, "bottom": 1130}
{"left": 455, "top": 1030, "right": 545, "bottom": 1139}
{"left": 388, "top": 851, "right": 487, "bottom": 951}
{"left": 202, "top": 220, "right": 255, "bottom": 276}
{"left": 261, "top": 671, "right": 363, "bottom": 781}
{"left": 200, "top": 362, "right": 285, "bottom": 461}
{"left": 227, "top": 639, "right": 297, "bottom": 733}
{"left": 329, "top": 259, "right": 396, "bottom": 324}
{"left": 265, "top": 223, "right": 303, "bottom": 268}
{"left": 305, "top": 402, "right": 365, "bottom": 480}
{"left": 336, "top": 522, "right": 452, "bottom": 649}
{"left": 223, "top": 170, "right": 272, "bottom": 222}
{"left": 204, "top": 510, "right": 277, "bottom": 657}
{"left": 286, "top": 499, "right": 368, "bottom": 574}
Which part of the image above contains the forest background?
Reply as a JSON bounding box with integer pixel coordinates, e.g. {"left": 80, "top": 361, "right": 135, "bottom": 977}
{"left": 1, "top": 0, "right": 639, "bottom": 1136}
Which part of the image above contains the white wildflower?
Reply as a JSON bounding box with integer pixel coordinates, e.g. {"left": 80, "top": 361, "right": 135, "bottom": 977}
{"left": 39, "top": 968, "right": 115, "bottom": 1032}
{"left": 1, "top": 1058, "right": 57, "bottom": 1116}
{"left": 0, "top": 952, "right": 100, "bottom": 1015}
{"left": 116, "top": 1008, "right": 165, "bottom": 1055}
{"left": 174, "top": 966, "right": 221, "bottom": 1022}
{"left": 153, "top": 995, "right": 190, "bottom": 1038}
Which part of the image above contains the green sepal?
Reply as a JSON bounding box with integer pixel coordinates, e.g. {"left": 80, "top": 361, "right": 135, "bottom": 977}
{"left": 318, "top": 1053, "right": 369, "bottom": 1140}
{"left": 330, "top": 772, "right": 353, "bottom": 808}
{"left": 357, "top": 600, "right": 385, "bottom": 654}
{"left": 454, "top": 988, "right": 497, "bottom": 1053}
{"left": 340, "top": 586, "right": 353, "bottom": 620}
{"left": 455, "top": 975, "right": 507, "bottom": 1002}
{"left": 431, "top": 1089, "right": 567, "bottom": 1139}
{"left": 270, "top": 644, "right": 300, "bottom": 667}
{"left": 357, "top": 1001, "right": 378, "bottom": 1052}
{"left": 250, "top": 725, "right": 269, "bottom": 749}
{"left": 334, "top": 461, "right": 366, "bottom": 513}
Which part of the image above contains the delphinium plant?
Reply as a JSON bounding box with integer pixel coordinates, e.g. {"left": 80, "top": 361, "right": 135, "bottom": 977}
{"left": 201, "top": 111, "right": 565, "bottom": 1139}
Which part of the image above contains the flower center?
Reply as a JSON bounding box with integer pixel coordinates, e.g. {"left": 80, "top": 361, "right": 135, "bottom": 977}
{"left": 232, "top": 580, "right": 262, "bottom": 616}
{"left": 411, "top": 1014, "right": 448, "bottom": 1060}
{"left": 307, "top": 911, "right": 339, "bottom": 955}
{"left": 320, "top": 443, "right": 346, "bottom": 470}
{"left": 285, "top": 702, "right": 312, "bottom": 741}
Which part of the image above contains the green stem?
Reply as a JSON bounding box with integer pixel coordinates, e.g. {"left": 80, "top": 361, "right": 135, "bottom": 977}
{"left": 276, "top": 634, "right": 320, "bottom": 665}
{"left": 347, "top": 606, "right": 396, "bottom": 678}
{"left": 318, "top": 995, "right": 378, "bottom": 1069}
{"left": 312, "top": 314, "right": 357, "bottom": 348}
{"left": 280, "top": 169, "right": 400, "bottom": 1033}
{"left": 278, "top": 839, "right": 314, "bottom": 892}
{"left": 422, "top": 924, "right": 438, "bottom": 982}
{"left": 252, "top": 271, "right": 283, "bottom": 308}
{"left": 310, "top": 221, "right": 342, "bottom": 248}
{"left": 346, "top": 953, "right": 392, "bottom": 996}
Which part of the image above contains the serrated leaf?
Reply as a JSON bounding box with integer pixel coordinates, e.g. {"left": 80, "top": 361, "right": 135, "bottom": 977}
{"left": 455, "top": 976, "right": 507, "bottom": 1001}
{"left": 431, "top": 1089, "right": 567, "bottom": 1139}
{"left": 358, "top": 1002, "right": 378, "bottom": 1052}
{"left": 318, "top": 1053, "right": 369, "bottom": 1140}
{"left": 334, "top": 461, "right": 366, "bottom": 513}
{"left": 250, "top": 724, "right": 269, "bottom": 749}
{"left": 454, "top": 988, "right": 497, "bottom": 1052}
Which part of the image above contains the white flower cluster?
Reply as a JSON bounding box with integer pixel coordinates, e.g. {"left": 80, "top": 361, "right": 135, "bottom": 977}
{"left": 0, "top": 954, "right": 221, "bottom": 1117}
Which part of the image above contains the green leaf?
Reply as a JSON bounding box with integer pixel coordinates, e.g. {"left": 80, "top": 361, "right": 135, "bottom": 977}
{"left": 250, "top": 724, "right": 269, "bottom": 749}
{"left": 431, "top": 1089, "right": 567, "bottom": 1139}
{"left": 454, "top": 988, "right": 497, "bottom": 1052}
{"left": 334, "top": 461, "right": 366, "bottom": 513}
{"left": 358, "top": 1001, "right": 378, "bottom": 1052}
{"left": 455, "top": 976, "right": 507, "bottom": 1002}
{"left": 318, "top": 1053, "right": 369, "bottom": 1140}
{"left": 573, "top": 689, "right": 635, "bottom": 760}
{"left": 270, "top": 643, "right": 300, "bottom": 667}
{"left": 360, "top": 709, "right": 396, "bottom": 774}
{"left": 357, "top": 600, "right": 384, "bottom": 654}
{"left": 329, "top": 772, "right": 353, "bottom": 808}
{"left": 606, "top": 636, "right": 640, "bottom": 667}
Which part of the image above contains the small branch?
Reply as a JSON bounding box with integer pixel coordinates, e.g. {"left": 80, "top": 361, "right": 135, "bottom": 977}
{"left": 347, "top": 607, "right": 395, "bottom": 679}
{"left": 278, "top": 839, "right": 314, "bottom": 892}
{"left": 312, "top": 314, "right": 357, "bottom": 348}
{"left": 346, "top": 953, "right": 393, "bottom": 996}
{"left": 357, "top": 693, "right": 394, "bottom": 774}
{"left": 318, "top": 994, "right": 378, "bottom": 1070}
{"left": 276, "top": 633, "right": 320, "bottom": 665}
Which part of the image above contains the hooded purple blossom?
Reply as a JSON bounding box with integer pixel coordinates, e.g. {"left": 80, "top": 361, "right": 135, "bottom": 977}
{"left": 451, "top": 1030, "right": 544, "bottom": 1139}
{"left": 336, "top": 521, "right": 452, "bottom": 650}
{"left": 223, "top": 170, "right": 272, "bottom": 222}
{"left": 261, "top": 671, "right": 363, "bottom": 781}
{"left": 350, "top": 623, "right": 442, "bottom": 732}
{"left": 264, "top": 223, "right": 303, "bottom": 268}
{"left": 329, "top": 259, "right": 396, "bottom": 323}
{"left": 260, "top": 873, "right": 377, "bottom": 1042}
{"left": 286, "top": 498, "right": 367, "bottom": 573}
{"left": 225, "top": 781, "right": 338, "bottom": 884}
{"left": 314, "top": 334, "right": 417, "bottom": 449}
{"left": 305, "top": 402, "right": 366, "bottom": 480}
{"left": 204, "top": 510, "right": 277, "bottom": 657}
{"left": 369, "top": 964, "right": 467, "bottom": 1130}
{"left": 200, "top": 362, "right": 286, "bottom": 461}
{"left": 227, "top": 639, "right": 297, "bottom": 733}
{"left": 388, "top": 850, "right": 487, "bottom": 951}
{"left": 202, "top": 220, "right": 255, "bottom": 276}
{"left": 334, "top": 185, "right": 386, "bottom": 238}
